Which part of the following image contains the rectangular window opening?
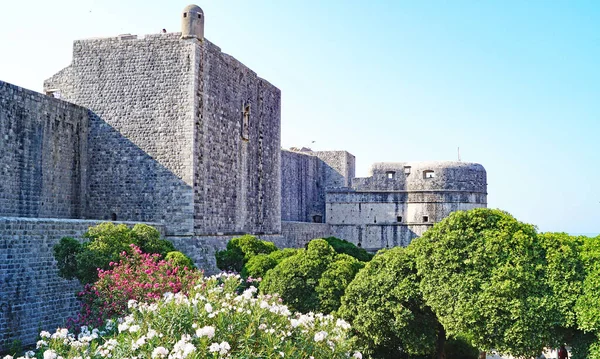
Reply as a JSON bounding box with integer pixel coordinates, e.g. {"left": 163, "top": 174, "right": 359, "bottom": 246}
{"left": 423, "top": 170, "right": 435, "bottom": 179}
{"left": 423, "top": 215, "right": 429, "bottom": 223}
{"left": 386, "top": 171, "right": 395, "bottom": 179}
{"left": 404, "top": 166, "right": 411, "bottom": 175}
{"left": 397, "top": 216, "right": 402, "bottom": 223}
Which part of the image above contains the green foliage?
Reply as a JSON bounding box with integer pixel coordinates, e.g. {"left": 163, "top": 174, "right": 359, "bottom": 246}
{"left": 268, "top": 248, "right": 299, "bottom": 263}
{"left": 261, "top": 239, "right": 361, "bottom": 314}
{"left": 323, "top": 236, "right": 373, "bottom": 262}
{"left": 444, "top": 335, "right": 479, "bottom": 359}
{"left": 165, "top": 251, "right": 196, "bottom": 269}
{"left": 410, "top": 208, "right": 554, "bottom": 358}
{"left": 215, "top": 235, "right": 278, "bottom": 273}
{"left": 53, "top": 237, "right": 83, "bottom": 280}
{"left": 8, "top": 339, "right": 22, "bottom": 357}
{"left": 316, "top": 254, "right": 364, "bottom": 314}
{"left": 242, "top": 254, "right": 278, "bottom": 279}
{"left": 338, "top": 247, "right": 440, "bottom": 358}
{"left": 575, "top": 235, "right": 600, "bottom": 333}
{"left": 261, "top": 239, "right": 336, "bottom": 313}
{"left": 53, "top": 222, "right": 183, "bottom": 284}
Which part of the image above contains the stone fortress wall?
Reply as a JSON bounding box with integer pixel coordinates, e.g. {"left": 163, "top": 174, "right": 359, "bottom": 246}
{"left": 280, "top": 150, "right": 487, "bottom": 250}
{"left": 327, "top": 161, "right": 487, "bottom": 250}
{"left": 0, "top": 81, "right": 90, "bottom": 219}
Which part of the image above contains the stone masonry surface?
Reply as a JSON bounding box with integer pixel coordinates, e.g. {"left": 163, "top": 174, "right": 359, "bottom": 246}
{"left": 0, "top": 81, "right": 90, "bottom": 219}
{"left": 0, "top": 217, "right": 165, "bottom": 352}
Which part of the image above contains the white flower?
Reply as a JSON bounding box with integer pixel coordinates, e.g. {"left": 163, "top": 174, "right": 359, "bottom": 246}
{"left": 195, "top": 326, "right": 215, "bottom": 339}
{"left": 314, "top": 331, "right": 328, "bottom": 342}
{"left": 151, "top": 347, "right": 169, "bottom": 358}
{"left": 147, "top": 328, "right": 158, "bottom": 339}
{"left": 336, "top": 318, "right": 351, "bottom": 330}
{"left": 127, "top": 299, "right": 138, "bottom": 309}
{"left": 43, "top": 350, "right": 57, "bottom": 359}
{"left": 258, "top": 323, "right": 267, "bottom": 330}
{"left": 204, "top": 303, "right": 213, "bottom": 313}
{"left": 219, "top": 342, "right": 230, "bottom": 355}
{"left": 129, "top": 325, "right": 140, "bottom": 333}
{"left": 208, "top": 343, "right": 220, "bottom": 353}
{"left": 39, "top": 331, "right": 52, "bottom": 339}
{"left": 353, "top": 352, "right": 363, "bottom": 359}
{"left": 36, "top": 340, "right": 48, "bottom": 348}
{"left": 118, "top": 322, "right": 130, "bottom": 332}
{"left": 3, "top": 355, "right": 13, "bottom": 359}
{"left": 279, "top": 352, "right": 285, "bottom": 357}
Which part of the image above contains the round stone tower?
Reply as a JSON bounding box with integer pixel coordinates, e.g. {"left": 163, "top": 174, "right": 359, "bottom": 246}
{"left": 181, "top": 4, "right": 204, "bottom": 40}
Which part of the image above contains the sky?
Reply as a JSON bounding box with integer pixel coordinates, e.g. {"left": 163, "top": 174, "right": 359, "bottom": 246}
{"left": 0, "top": 1, "right": 598, "bottom": 234}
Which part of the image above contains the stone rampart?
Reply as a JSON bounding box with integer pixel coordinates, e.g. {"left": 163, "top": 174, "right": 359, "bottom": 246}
{"left": 0, "top": 81, "right": 89, "bottom": 219}
{"left": 0, "top": 217, "right": 165, "bottom": 352}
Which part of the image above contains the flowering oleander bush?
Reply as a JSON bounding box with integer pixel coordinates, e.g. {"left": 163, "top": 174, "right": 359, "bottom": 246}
{"left": 54, "top": 223, "right": 191, "bottom": 284}
{"left": 26, "top": 273, "right": 361, "bottom": 359}
{"left": 70, "top": 244, "right": 202, "bottom": 329}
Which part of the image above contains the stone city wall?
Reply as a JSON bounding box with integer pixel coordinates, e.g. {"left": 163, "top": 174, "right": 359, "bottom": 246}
{"left": 280, "top": 150, "right": 321, "bottom": 222}
{"left": 0, "top": 81, "right": 89, "bottom": 219}
{"left": 193, "top": 39, "right": 282, "bottom": 235}
{"left": 45, "top": 34, "right": 197, "bottom": 235}
{"left": 0, "top": 217, "right": 165, "bottom": 352}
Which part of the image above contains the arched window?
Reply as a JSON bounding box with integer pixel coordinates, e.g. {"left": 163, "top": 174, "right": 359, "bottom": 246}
{"left": 111, "top": 213, "right": 117, "bottom": 221}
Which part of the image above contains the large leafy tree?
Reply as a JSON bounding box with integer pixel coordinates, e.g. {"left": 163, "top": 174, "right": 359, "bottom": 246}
{"left": 574, "top": 235, "right": 600, "bottom": 358}
{"left": 410, "top": 208, "right": 555, "bottom": 358}
{"left": 260, "top": 239, "right": 364, "bottom": 313}
{"left": 338, "top": 247, "right": 441, "bottom": 359}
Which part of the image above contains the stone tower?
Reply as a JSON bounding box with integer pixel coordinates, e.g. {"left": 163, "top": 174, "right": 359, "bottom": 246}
{"left": 181, "top": 4, "right": 205, "bottom": 40}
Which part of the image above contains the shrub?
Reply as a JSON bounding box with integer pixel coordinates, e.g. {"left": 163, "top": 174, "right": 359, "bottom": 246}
{"left": 445, "top": 335, "right": 479, "bottom": 359}
{"left": 165, "top": 251, "right": 196, "bottom": 270}
{"left": 241, "top": 254, "right": 277, "bottom": 280}
{"left": 316, "top": 254, "right": 364, "bottom": 314}
{"left": 53, "top": 223, "right": 187, "bottom": 284}
{"left": 70, "top": 245, "right": 202, "bottom": 329}
{"left": 34, "top": 273, "right": 362, "bottom": 359}
{"left": 241, "top": 248, "right": 300, "bottom": 281}
{"left": 261, "top": 239, "right": 362, "bottom": 314}
{"left": 323, "top": 236, "right": 373, "bottom": 262}
{"left": 338, "top": 247, "right": 440, "bottom": 358}
{"left": 215, "top": 235, "right": 278, "bottom": 272}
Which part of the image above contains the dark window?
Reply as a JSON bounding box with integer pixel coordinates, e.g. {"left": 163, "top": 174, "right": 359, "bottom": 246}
{"left": 111, "top": 213, "right": 117, "bottom": 221}
{"left": 423, "top": 215, "right": 429, "bottom": 223}
{"left": 423, "top": 170, "right": 435, "bottom": 179}
{"left": 183, "top": 12, "right": 187, "bottom": 18}
{"left": 312, "top": 215, "right": 323, "bottom": 223}
{"left": 198, "top": 14, "right": 202, "bottom": 19}
{"left": 386, "top": 171, "right": 395, "bottom": 179}
{"left": 397, "top": 216, "right": 402, "bottom": 222}
{"left": 357, "top": 242, "right": 362, "bottom": 248}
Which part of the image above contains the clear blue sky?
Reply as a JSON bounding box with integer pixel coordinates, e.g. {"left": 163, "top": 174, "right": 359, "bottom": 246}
{"left": 0, "top": 1, "right": 598, "bottom": 234}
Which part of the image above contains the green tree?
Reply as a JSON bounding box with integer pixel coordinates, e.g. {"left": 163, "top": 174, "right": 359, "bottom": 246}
{"left": 53, "top": 222, "right": 185, "bottom": 284}
{"left": 215, "top": 235, "right": 278, "bottom": 273}
{"left": 410, "top": 208, "right": 555, "bottom": 358}
{"left": 323, "top": 236, "right": 373, "bottom": 262}
{"left": 261, "top": 239, "right": 361, "bottom": 314}
{"left": 316, "top": 253, "right": 364, "bottom": 313}
{"left": 338, "top": 247, "right": 441, "bottom": 359}
{"left": 574, "top": 235, "right": 600, "bottom": 358}
{"left": 242, "top": 248, "right": 299, "bottom": 280}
